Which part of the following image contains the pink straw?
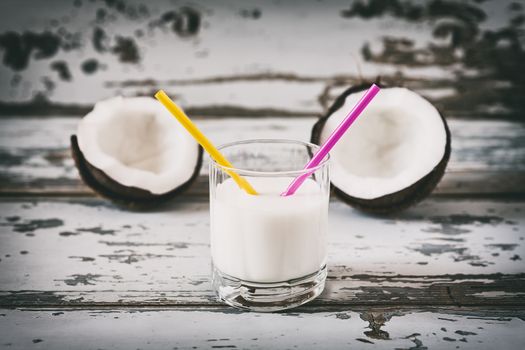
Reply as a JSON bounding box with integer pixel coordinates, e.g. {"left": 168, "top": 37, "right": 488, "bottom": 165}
{"left": 281, "top": 83, "right": 381, "bottom": 196}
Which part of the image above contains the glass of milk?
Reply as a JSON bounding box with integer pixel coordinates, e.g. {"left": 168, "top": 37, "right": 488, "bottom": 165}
{"left": 209, "top": 139, "right": 330, "bottom": 311}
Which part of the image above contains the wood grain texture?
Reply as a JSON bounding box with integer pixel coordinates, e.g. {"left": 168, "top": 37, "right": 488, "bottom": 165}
{"left": 1, "top": 117, "right": 524, "bottom": 196}
{"left": 1, "top": 1, "right": 524, "bottom": 347}
{"left": 0, "top": 307, "right": 524, "bottom": 350}
{"left": 0, "top": 197, "right": 523, "bottom": 307}
{"left": 0, "top": 0, "right": 523, "bottom": 120}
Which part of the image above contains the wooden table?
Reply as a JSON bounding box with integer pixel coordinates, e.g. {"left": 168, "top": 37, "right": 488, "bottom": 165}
{"left": 0, "top": 1, "right": 524, "bottom": 348}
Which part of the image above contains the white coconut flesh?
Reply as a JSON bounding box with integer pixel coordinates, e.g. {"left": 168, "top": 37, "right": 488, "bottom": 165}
{"left": 77, "top": 96, "right": 200, "bottom": 195}
{"left": 319, "top": 87, "right": 447, "bottom": 200}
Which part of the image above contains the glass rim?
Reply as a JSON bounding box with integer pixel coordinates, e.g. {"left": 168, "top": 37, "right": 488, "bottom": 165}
{"left": 210, "top": 139, "right": 330, "bottom": 176}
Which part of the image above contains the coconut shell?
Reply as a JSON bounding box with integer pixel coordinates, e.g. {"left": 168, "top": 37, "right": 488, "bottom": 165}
{"left": 71, "top": 135, "right": 203, "bottom": 210}
{"left": 311, "top": 82, "right": 451, "bottom": 214}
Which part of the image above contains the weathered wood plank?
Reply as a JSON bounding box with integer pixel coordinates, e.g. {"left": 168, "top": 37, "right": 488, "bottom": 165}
{"left": 0, "top": 0, "right": 523, "bottom": 119}
{"left": 1, "top": 117, "right": 524, "bottom": 195}
{"left": 2, "top": 274, "right": 524, "bottom": 308}
{"left": 0, "top": 197, "right": 523, "bottom": 307}
{"left": 0, "top": 307, "right": 523, "bottom": 349}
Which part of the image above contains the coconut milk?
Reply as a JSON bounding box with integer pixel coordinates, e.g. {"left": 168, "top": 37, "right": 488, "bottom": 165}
{"left": 210, "top": 177, "right": 328, "bottom": 283}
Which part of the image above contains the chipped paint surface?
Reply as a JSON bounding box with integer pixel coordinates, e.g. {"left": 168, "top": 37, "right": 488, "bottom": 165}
{"left": 0, "top": 197, "right": 523, "bottom": 307}
{"left": 1, "top": 117, "right": 524, "bottom": 195}
{"left": 0, "top": 0, "right": 523, "bottom": 120}
{"left": 471, "top": 291, "right": 525, "bottom": 298}
{"left": 0, "top": 308, "right": 523, "bottom": 349}
{"left": 0, "top": 1, "right": 524, "bottom": 346}
{"left": 329, "top": 199, "right": 524, "bottom": 275}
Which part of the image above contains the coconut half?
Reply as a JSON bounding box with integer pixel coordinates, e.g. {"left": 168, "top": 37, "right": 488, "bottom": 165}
{"left": 71, "top": 96, "right": 202, "bottom": 209}
{"left": 312, "top": 84, "right": 451, "bottom": 214}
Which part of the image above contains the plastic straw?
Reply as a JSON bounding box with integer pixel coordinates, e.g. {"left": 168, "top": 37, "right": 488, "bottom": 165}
{"left": 281, "top": 83, "right": 381, "bottom": 196}
{"left": 155, "top": 90, "right": 258, "bottom": 195}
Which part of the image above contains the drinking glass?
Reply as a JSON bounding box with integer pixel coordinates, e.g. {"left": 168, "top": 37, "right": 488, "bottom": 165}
{"left": 209, "top": 139, "right": 330, "bottom": 311}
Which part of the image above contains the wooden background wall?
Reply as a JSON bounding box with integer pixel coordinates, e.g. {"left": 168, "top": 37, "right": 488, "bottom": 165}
{"left": 0, "top": 0, "right": 524, "bottom": 196}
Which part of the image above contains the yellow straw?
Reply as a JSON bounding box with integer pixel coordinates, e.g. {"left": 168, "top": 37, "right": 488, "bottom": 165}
{"left": 154, "top": 90, "right": 258, "bottom": 195}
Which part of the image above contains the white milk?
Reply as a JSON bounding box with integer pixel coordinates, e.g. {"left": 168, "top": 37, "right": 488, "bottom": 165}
{"left": 210, "top": 177, "right": 328, "bottom": 283}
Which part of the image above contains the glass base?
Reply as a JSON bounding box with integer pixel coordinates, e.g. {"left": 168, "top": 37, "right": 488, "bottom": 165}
{"left": 211, "top": 264, "right": 327, "bottom": 312}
